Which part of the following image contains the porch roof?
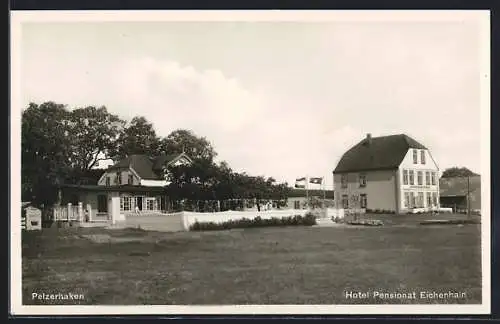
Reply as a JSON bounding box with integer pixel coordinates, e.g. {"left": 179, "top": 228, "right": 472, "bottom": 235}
{"left": 60, "top": 184, "right": 166, "bottom": 193}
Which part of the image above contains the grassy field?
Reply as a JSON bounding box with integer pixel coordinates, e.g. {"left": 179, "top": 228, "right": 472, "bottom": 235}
{"left": 22, "top": 214, "right": 482, "bottom": 305}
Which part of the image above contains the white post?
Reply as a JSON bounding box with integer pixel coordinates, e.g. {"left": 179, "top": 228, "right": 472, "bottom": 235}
{"left": 78, "top": 202, "right": 83, "bottom": 223}
{"left": 86, "top": 204, "right": 92, "bottom": 222}
{"left": 67, "top": 203, "right": 72, "bottom": 221}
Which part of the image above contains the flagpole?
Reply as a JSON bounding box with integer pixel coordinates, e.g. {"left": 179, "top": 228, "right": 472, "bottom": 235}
{"left": 323, "top": 176, "right": 326, "bottom": 210}
{"left": 306, "top": 175, "right": 309, "bottom": 210}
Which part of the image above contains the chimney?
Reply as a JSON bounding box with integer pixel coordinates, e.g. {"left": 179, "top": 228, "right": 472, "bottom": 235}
{"left": 366, "top": 133, "right": 372, "bottom": 145}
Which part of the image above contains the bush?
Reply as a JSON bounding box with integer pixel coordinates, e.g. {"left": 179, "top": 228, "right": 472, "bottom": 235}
{"left": 189, "top": 214, "right": 317, "bottom": 231}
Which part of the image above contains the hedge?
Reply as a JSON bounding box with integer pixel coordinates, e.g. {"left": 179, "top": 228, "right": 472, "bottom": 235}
{"left": 189, "top": 213, "right": 317, "bottom": 231}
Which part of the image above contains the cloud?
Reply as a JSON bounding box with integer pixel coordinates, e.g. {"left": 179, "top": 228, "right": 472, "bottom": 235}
{"left": 20, "top": 21, "right": 484, "bottom": 186}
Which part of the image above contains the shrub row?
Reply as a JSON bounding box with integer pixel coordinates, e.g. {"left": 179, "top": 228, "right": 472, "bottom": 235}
{"left": 189, "top": 213, "right": 317, "bottom": 231}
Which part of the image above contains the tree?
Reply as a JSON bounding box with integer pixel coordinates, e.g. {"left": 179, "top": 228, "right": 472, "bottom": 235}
{"left": 110, "top": 116, "right": 160, "bottom": 161}
{"left": 67, "top": 105, "right": 125, "bottom": 173}
{"left": 22, "top": 102, "right": 73, "bottom": 205}
{"left": 160, "top": 129, "right": 217, "bottom": 163}
{"left": 441, "top": 167, "right": 479, "bottom": 178}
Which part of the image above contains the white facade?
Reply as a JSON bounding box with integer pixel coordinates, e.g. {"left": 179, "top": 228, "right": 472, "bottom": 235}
{"left": 95, "top": 153, "right": 192, "bottom": 214}
{"left": 398, "top": 148, "right": 440, "bottom": 213}
{"left": 334, "top": 148, "right": 439, "bottom": 214}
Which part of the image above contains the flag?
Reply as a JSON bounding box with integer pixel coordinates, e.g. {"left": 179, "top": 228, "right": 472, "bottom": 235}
{"left": 309, "top": 177, "right": 323, "bottom": 184}
{"left": 295, "top": 177, "right": 306, "bottom": 188}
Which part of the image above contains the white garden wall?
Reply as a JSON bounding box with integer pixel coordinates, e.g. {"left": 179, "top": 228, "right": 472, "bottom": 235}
{"left": 121, "top": 208, "right": 347, "bottom": 232}
{"left": 181, "top": 209, "right": 309, "bottom": 230}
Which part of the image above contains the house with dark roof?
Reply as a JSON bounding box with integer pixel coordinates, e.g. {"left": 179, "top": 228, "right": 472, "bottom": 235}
{"left": 60, "top": 152, "right": 192, "bottom": 221}
{"left": 439, "top": 175, "right": 481, "bottom": 213}
{"left": 333, "top": 133, "right": 440, "bottom": 214}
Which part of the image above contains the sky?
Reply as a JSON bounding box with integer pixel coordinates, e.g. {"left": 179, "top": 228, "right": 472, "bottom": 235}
{"left": 18, "top": 13, "right": 487, "bottom": 189}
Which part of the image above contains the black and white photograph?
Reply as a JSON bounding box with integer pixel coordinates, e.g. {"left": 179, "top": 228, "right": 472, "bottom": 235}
{"left": 10, "top": 10, "right": 490, "bottom": 315}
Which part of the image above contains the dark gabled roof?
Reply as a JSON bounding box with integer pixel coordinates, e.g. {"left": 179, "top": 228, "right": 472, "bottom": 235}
{"left": 153, "top": 153, "right": 180, "bottom": 170}
{"left": 288, "top": 188, "right": 335, "bottom": 199}
{"left": 333, "top": 134, "right": 427, "bottom": 174}
{"left": 440, "top": 176, "right": 481, "bottom": 197}
{"left": 60, "top": 184, "right": 165, "bottom": 193}
{"left": 106, "top": 153, "right": 192, "bottom": 180}
{"left": 107, "top": 154, "right": 160, "bottom": 180}
{"left": 152, "top": 152, "right": 192, "bottom": 170}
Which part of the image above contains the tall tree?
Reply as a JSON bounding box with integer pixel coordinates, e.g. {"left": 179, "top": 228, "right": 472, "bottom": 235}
{"left": 67, "top": 106, "right": 125, "bottom": 173}
{"left": 22, "top": 102, "right": 73, "bottom": 205}
{"left": 441, "top": 167, "right": 479, "bottom": 178}
{"left": 161, "top": 129, "right": 217, "bottom": 162}
{"left": 110, "top": 116, "right": 160, "bottom": 161}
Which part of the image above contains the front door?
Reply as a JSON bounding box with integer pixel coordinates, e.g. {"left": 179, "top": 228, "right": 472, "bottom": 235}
{"left": 136, "top": 197, "right": 143, "bottom": 211}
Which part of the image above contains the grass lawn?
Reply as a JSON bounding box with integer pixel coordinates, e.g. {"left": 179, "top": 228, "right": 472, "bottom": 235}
{"left": 22, "top": 215, "right": 482, "bottom": 305}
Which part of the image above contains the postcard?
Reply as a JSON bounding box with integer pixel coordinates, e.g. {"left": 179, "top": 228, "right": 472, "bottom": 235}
{"left": 10, "top": 9, "right": 491, "bottom": 315}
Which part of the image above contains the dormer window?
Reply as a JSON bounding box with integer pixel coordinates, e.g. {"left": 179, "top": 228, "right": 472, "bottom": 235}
{"left": 116, "top": 171, "right": 122, "bottom": 185}
{"left": 106, "top": 177, "right": 110, "bottom": 186}
{"left": 421, "top": 150, "right": 426, "bottom": 164}
{"left": 413, "top": 149, "right": 418, "bottom": 164}
{"left": 128, "top": 174, "right": 134, "bottom": 185}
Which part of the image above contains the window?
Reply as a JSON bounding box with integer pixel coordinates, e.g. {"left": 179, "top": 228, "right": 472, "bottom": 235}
{"left": 146, "top": 199, "right": 155, "bottom": 211}
{"left": 360, "top": 194, "right": 367, "bottom": 208}
{"left": 341, "top": 174, "right": 348, "bottom": 188}
{"left": 409, "top": 192, "right": 415, "bottom": 208}
{"left": 413, "top": 149, "right": 418, "bottom": 164}
{"left": 404, "top": 192, "right": 410, "bottom": 208}
{"left": 425, "top": 172, "right": 431, "bottom": 186}
{"left": 432, "top": 192, "right": 438, "bottom": 206}
{"left": 116, "top": 172, "right": 122, "bottom": 185}
{"left": 105, "top": 177, "right": 111, "bottom": 186}
{"left": 359, "top": 173, "right": 366, "bottom": 188}
{"left": 342, "top": 194, "right": 349, "bottom": 209}
{"left": 409, "top": 170, "right": 415, "bottom": 185}
{"left": 294, "top": 201, "right": 300, "bottom": 209}
{"left": 403, "top": 170, "right": 409, "bottom": 185}
{"left": 421, "top": 150, "right": 426, "bottom": 164}
{"left": 426, "top": 192, "right": 432, "bottom": 207}
{"left": 128, "top": 174, "right": 134, "bottom": 185}
{"left": 417, "top": 171, "right": 423, "bottom": 185}
{"left": 418, "top": 192, "right": 424, "bottom": 208}
{"left": 120, "top": 196, "right": 132, "bottom": 211}
{"left": 431, "top": 172, "right": 436, "bottom": 185}
{"left": 97, "top": 195, "right": 108, "bottom": 213}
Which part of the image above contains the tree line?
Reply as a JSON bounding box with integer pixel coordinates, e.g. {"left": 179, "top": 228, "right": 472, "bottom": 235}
{"left": 22, "top": 102, "right": 291, "bottom": 207}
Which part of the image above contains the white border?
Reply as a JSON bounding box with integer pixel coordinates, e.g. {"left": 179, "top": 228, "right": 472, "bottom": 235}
{"left": 10, "top": 10, "right": 491, "bottom": 316}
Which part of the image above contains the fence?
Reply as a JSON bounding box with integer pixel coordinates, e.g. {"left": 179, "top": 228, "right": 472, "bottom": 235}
{"left": 52, "top": 203, "right": 83, "bottom": 222}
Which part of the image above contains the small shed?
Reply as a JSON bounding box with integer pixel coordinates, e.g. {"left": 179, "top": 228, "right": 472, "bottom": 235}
{"left": 22, "top": 202, "right": 42, "bottom": 231}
